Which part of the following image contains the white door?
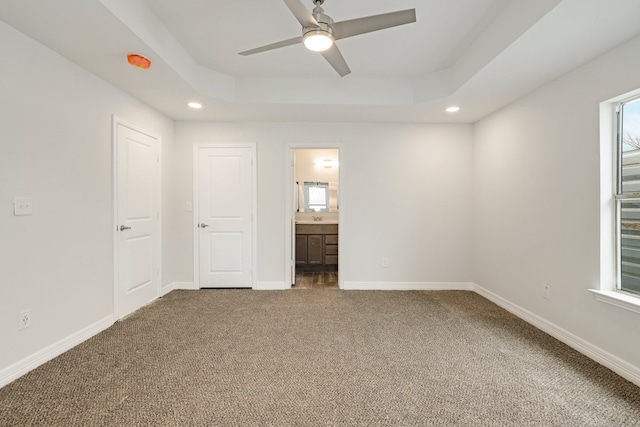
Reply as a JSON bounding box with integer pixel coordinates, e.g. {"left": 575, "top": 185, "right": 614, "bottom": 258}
{"left": 197, "top": 145, "right": 255, "bottom": 288}
{"left": 115, "top": 121, "right": 160, "bottom": 318}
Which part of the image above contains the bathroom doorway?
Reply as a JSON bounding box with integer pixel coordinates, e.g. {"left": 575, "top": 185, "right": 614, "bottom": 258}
{"left": 288, "top": 147, "right": 341, "bottom": 289}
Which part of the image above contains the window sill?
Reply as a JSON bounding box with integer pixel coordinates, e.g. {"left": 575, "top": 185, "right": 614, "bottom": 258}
{"left": 589, "top": 289, "right": 640, "bottom": 315}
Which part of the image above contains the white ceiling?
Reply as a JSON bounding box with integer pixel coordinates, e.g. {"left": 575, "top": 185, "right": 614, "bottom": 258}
{"left": 1, "top": 0, "right": 640, "bottom": 123}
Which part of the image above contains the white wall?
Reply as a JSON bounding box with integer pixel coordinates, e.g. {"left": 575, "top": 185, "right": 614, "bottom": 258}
{"left": 174, "top": 122, "right": 473, "bottom": 287}
{"left": 472, "top": 35, "right": 640, "bottom": 371}
{"left": 0, "top": 20, "right": 174, "bottom": 378}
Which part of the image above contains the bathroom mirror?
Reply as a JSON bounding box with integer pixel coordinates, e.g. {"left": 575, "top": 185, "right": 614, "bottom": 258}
{"left": 299, "top": 181, "right": 338, "bottom": 212}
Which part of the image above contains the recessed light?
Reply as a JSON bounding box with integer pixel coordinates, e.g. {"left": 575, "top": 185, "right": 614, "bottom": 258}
{"left": 188, "top": 102, "right": 203, "bottom": 109}
{"left": 446, "top": 106, "right": 460, "bottom": 113}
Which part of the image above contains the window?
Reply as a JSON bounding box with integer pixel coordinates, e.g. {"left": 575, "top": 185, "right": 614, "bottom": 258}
{"left": 303, "top": 182, "right": 329, "bottom": 212}
{"left": 616, "top": 96, "right": 640, "bottom": 295}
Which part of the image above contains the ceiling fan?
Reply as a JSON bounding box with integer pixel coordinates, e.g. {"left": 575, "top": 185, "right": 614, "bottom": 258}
{"left": 238, "top": 0, "right": 416, "bottom": 77}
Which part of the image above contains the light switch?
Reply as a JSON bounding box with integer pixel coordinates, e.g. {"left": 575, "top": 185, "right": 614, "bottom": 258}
{"left": 14, "top": 197, "right": 33, "bottom": 216}
{"left": 186, "top": 201, "right": 193, "bottom": 212}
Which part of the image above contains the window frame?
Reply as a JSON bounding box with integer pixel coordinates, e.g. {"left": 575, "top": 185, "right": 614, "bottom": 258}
{"left": 591, "top": 92, "right": 640, "bottom": 314}
{"left": 614, "top": 95, "right": 640, "bottom": 296}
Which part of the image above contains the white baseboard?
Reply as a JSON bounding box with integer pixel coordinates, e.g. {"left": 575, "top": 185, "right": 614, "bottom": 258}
{"left": 160, "top": 283, "right": 174, "bottom": 296}
{"left": 255, "top": 281, "right": 290, "bottom": 290}
{"left": 472, "top": 283, "right": 640, "bottom": 388}
{"left": 0, "top": 315, "right": 114, "bottom": 389}
{"left": 343, "top": 281, "right": 474, "bottom": 291}
{"left": 170, "top": 282, "right": 197, "bottom": 290}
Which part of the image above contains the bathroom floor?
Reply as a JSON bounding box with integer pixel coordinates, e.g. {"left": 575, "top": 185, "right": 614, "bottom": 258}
{"left": 293, "top": 270, "right": 339, "bottom": 289}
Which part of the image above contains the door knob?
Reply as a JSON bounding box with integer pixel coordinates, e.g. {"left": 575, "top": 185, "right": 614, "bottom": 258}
{"left": 119, "top": 225, "right": 132, "bottom": 231}
{"left": 199, "top": 223, "right": 209, "bottom": 228}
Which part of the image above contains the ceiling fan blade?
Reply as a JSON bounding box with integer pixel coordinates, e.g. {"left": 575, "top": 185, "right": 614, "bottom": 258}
{"left": 239, "top": 36, "right": 303, "bottom": 56}
{"left": 320, "top": 44, "right": 351, "bottom": 77}
{"left": 283, "top": 0, "right": 319, "bottom": 28}
{"left": 332, "top": 9, "right": 416, "bottom": 40}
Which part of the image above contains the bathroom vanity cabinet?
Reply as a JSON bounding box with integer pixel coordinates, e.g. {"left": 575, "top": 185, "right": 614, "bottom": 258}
{"left": 295, "top": 224, "right": 338, "bottom": 268}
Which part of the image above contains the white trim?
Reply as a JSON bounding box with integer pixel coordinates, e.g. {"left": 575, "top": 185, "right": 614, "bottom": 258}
{"left": 343, "top": 282, "right": 474, "bottom": 291}
{"left": 112, "top": 116, "right": 162, "bottom": 319}
{"left": 599, "top": 100, "right": 617, "bottom": 291}
{"left": 112, "top": 117, "right": 119, "bottom": 320}
{"left": 193, "top": 143, "right": 258, "bottom": 289}
{"left": 0, "top": 315, "right": 114, "bottom": 388}
{"left": 285, "top": 147, "right": 295, "bottom": 288}
{"left": 474, "top": 284, "right": 640, "bottom": 388}
{"left": 286, "top": 143, "right": 344, "bottom": 289}
{"left": 600, "top": 91, "right": 640, "bottom": 300}
{"left": 589, "top": 289, "right": 640, "bottom": 315}
{"left": 161, "top": 283, "right": 173, "bottom": 296}
{"left": 255, "top": 281, "right": 289, "bottom": 290}
{"left": 193, "top": 146, "right": 199, "bottom": 289}
{"left": 161, "top": 282, "right": 198, "bottom": 295}
{"left": 161, "top": 283, "right": 174, "bottom": 296}
{"left": 171, "top": 282, "right": 197, "bottom": 290}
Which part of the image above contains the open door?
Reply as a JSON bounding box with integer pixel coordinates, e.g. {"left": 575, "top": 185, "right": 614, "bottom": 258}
{"left": 290, "top": 151, "right": 298, "bottom": 286}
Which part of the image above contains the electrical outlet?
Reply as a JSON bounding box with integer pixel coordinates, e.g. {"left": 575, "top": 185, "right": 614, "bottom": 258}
{"left": 19, "top": 309, "right": 31, "bottom": 329}
{"left": 542, "top": 284, "right": 550, "bottom": 300}
{"left": 14, "top": 197, "right": 33, "bottom": 216}
{"left": 381, "top": 257, "right": 389, "bottom": 268}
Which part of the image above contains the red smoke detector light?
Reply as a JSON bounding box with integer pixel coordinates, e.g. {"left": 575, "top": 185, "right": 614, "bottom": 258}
{"left": 127, "top": 54, "right": 151, "bottom": 70}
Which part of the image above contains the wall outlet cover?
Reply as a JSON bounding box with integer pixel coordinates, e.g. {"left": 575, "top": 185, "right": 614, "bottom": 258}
{"left": 19, "top": 309, "right": 31, "bottom": 329}
{"left": 14, "top": 197, "right": 33, "bottom": 216}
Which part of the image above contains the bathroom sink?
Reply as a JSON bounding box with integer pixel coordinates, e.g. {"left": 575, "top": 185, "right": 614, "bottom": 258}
{"left": 295, "top": 220, "right": 339, "bottom": 225}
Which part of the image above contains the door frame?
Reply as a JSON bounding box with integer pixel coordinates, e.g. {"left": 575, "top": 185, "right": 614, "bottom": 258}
{"left": 285, "top": 143, "right": 344, "bottom": 289}
{"left": 193, "top": 143, "right": 257, "bottom": 289}
{"left": 112, "top": 116, "right": 162, "bottom": 319}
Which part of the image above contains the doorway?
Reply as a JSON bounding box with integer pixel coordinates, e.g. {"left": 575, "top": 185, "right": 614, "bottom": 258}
{"left": 289, "top": 148, "right": 341, "bottom": 289}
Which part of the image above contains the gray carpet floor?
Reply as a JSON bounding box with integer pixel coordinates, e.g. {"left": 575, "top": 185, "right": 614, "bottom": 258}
{"left": 1, "top": 290, "right": 639, "bottom": 426}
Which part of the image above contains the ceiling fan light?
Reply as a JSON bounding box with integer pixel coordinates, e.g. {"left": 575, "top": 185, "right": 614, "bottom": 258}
{"left": 303, "top": 30, "right": 334, "bottom": 52}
